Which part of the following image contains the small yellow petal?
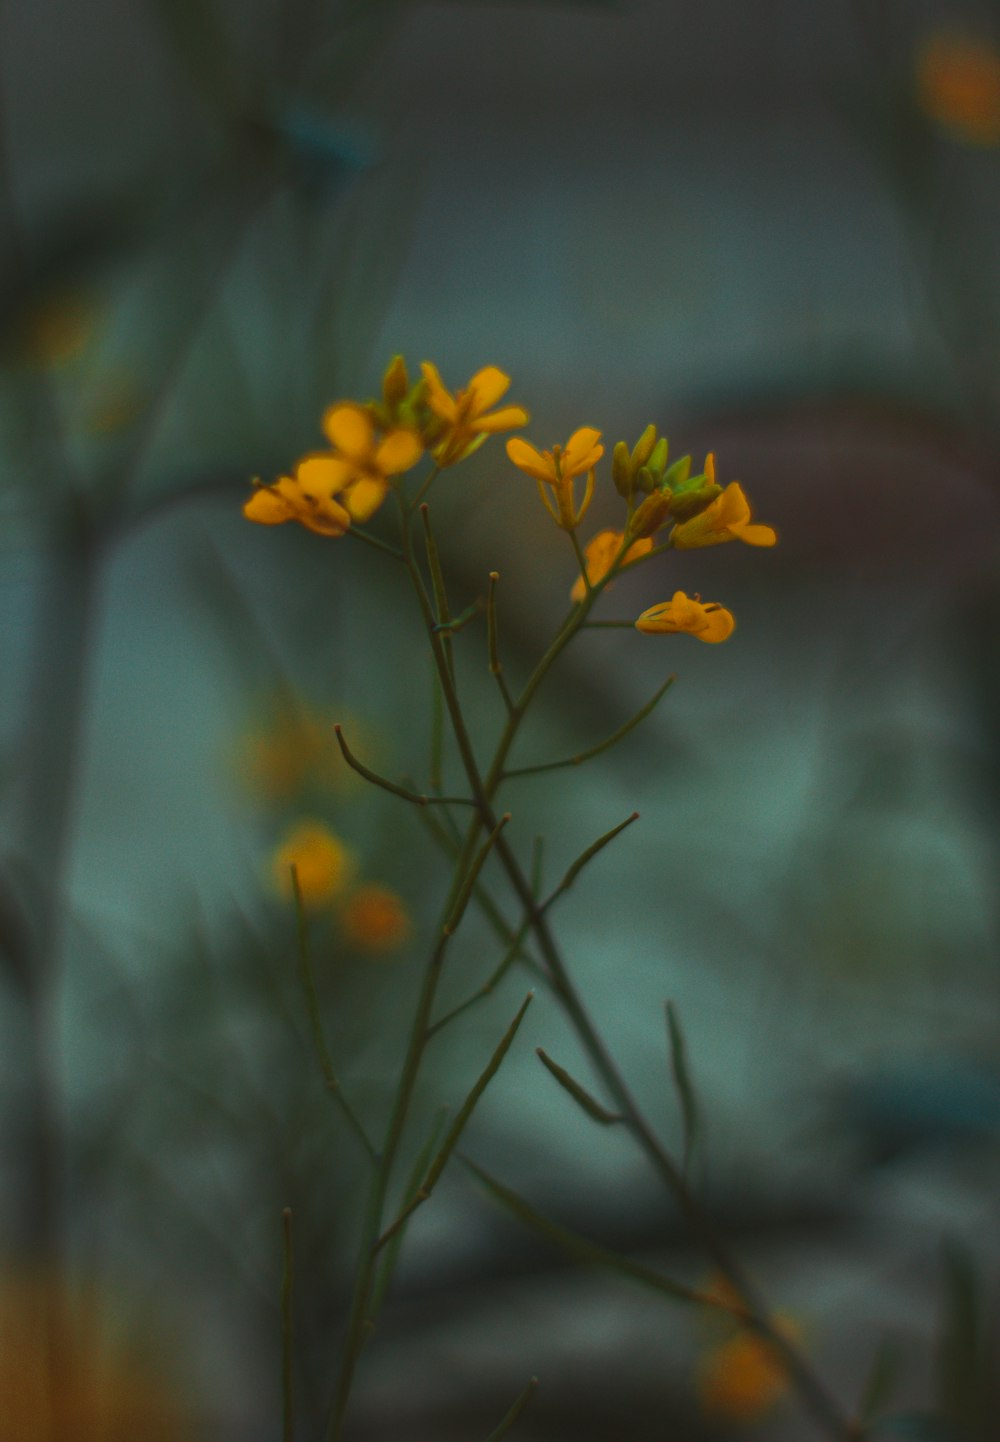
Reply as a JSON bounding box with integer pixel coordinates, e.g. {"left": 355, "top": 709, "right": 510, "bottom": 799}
{"left": 506, "top": 436, "right": 555, "bottom": 482}
{"left": 420, "top": 361, "right": 458, "bottom": 422}
{"left": 698, "top": 605, "right": 736, "bottom": 642}
{"left": 297, "top": 454, "right": 354, "bottom": 497}
{"left": 342, "top": 477, "right": 388, "bottom": 521}
{"left": 321, "top": 403, "right": 375, "bottom": 458}
{"left": 470, "top": 404, "right": 530, "bottom": 434}
{"left": 717, "top": 481, "right": 752, "bottom": 528}
{"left": 244, "top": 482, "right": 297, "bottom": 526}
{"left": 738, "top": 523, "right": 777, "bottom": 547}
{"left": 374, "top": 428, "right": 423, "bottom": 475}
{"left": 466, "top": 365, "right": 511, "bottom": 413}
{"left": 562, "top": 426, "right": 604, "bottom": 475}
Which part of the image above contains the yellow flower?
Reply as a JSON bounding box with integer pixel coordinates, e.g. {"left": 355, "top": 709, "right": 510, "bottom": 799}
{"left": 697, "top": 1317, "right": 801, "bottom": 1422}
{"left": 917, "top": 32, "right": 1000, "bottom": 145}
{"left": 420, "top": 362, "right": 529, "bottom": 465}
{"left": 319, "top": 403, "right": 423, "bottom": 519}
{"left": 244, "top": 456, "right": 353, "bottom": 537}
{"left": 340, "top": 884, "right": 412, "bottom": 953}
{"left": 506, "top": 427, "right": 604, "bottom": 530}
{"left": 635, "top": 591, "right": 735, "bottom": 643}
{"left": 570, "top": 529, "right": 654, "bottom": 603}
{"left": 0, "top": 1268, "right": 188, "bottom": 1442}
{"left": 671, "top": 459, "right": 776, "bottom": 549}
{"left": 271, "top": 820, "right": 353, "bottom": 906}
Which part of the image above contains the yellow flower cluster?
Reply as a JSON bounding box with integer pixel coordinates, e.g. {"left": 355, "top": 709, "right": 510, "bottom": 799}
{"left": 271, "top": 818, "right": 411, "bottom": 954}
{"left": 243, "top": 360, "right": 778, "bottom": 643}
{"left": 506, "top": 421, "right": 776, "bottom": 642}
{"left": 244, "top": 357, "right": 528, "bottom": 535}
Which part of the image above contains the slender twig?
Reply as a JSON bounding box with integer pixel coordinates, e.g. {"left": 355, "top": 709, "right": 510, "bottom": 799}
{"left": 334, "top": 724, "right": 475, "bottom": 807}
{"left": 281, "top": 1208, "right": 295, "bottom": 1442}
{"left": 503, "top": 676, "right": 676, "bottom": 781}
{"left": 290, "top": 867, "right": 378, "bottom": 1163}
{"left": 487, "top": 570, "right": 515, "bottom": 714}
{"left": 427, "top": 914, "right": 533, "bottom": 1038}
{"left": 540, "top": 812, "right": 640, "bottom": 913}
{"left": 536, "top": 1048, "right": 623, "bottom": 1125}
{"left": 373, "top": 992, "right": 533, "bottom": 1253}
{"left": 345, "top": 526, "right": 404, "bottom": 560}
{"left": 484, "top": 1376, "right": 539, "bottom": 1442}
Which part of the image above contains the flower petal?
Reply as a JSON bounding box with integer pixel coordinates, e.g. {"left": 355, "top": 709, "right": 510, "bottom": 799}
{"left": 471, "top": 404, "right": 530, "bottom": 434}
{"left": 374, "top": 428, "right": 423, "bottom": 475}
{"left": 698, "top": 605, "right": 736, "bottom": 642}
{"left": 466, "top": 365, "right": 511, "bottom": 414}
{"left": 717, "top": 481, "right": 752, "bottom": 528}
{"left": 562, "top": 426, "right": 603, "bottom": 475}
{"left": 420, "top": 362, "right": 458, "bottom": 422}
{"left": 342, "top": 477, "right": 388, "bottom": 522}
{"left": 321, "top": 404, "right": 374, "bottom": 458}
{"left": 244, "top": 481, "right": 298, "bottom": 526}
{"left": 506, "top": 436, "right": 555, "bottom": 482}
{"left": 738, "top": 523, "right": 777, "bottom": 547}
{"left": 297, "top": 454, "right": 354, "bottom": 497}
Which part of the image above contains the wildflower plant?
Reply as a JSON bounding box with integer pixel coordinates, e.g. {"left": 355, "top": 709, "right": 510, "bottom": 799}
{"left": 242, "top": 356, "right": 871, "bottom": 1442}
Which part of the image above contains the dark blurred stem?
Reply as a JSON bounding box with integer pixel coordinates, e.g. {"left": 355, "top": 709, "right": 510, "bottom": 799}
{"left": 407, "top": 522, "right": 855, "bottom": 1441}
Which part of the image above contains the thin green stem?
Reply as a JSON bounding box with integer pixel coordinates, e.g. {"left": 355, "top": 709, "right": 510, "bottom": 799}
{"left": 281, "top": 1208, "right": 295, "bottom": 1442}
{"left": 290, "top": 867, "right": 378, "bottom": 1164}
{"left": 334, "top": 725, "right": 475, "bottom": 807}
{"left": 487, "top": 571, "right": 515, "bottom": 715}
{"left": 345, "top": 526, "right": 404, "bottom": 561}
{"left": 503, "top": 676, "right": 676, "bottom": 781}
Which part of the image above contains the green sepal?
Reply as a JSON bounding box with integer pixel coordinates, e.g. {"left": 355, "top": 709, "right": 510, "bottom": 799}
{"left": 663, "top": 454, "right": 691, "bottom": 488}
{"left": 668, "top": 481, "right": 721, "bottom": 521}
{"left": 612, "top": 441, "right": 632, "bottom": 498}
{"left": 630, "top": 423, "right": 657, "bottom": 472}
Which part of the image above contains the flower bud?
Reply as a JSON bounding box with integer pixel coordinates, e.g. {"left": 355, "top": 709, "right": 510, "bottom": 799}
{"left": 663, "top": 454, "right": 691, "bottom": 488}
{"left": 634, "top": 464, "right": 657, "bottom": 495}
{"left": 382, "top": 354, "right": 409, "bottom": 410}
{"left": 668, "top": 480, "right": 722, "bottom": 521}
{"left": 628, "top": 490, "right": 673, "bottom": 539}
{"left": 630, "top": 423, "right": 657, "bottom": 472}
{"left": 612, "top": 440, "right": 633, "bottom": 498}
{"left": 648, "top": 436, "right": 669, "bottom": 479}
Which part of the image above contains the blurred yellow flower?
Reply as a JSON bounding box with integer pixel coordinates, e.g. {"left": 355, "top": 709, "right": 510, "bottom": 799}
{"left": 340, "top": 883, "right": 412, "bottom": 953}
{"left": 0, "top": 1269, "right": 187, "bottom": 1442}
{"left": 421, "top": 362, "right": 529, "bottom": 465}
{"left": 917, "top": 32, "right": 1000, "bottom": 144}
{"left": 506, "top": 427, "right": 603, "bottom": 530}
{"left": 672, "top": 462, "right": 776, "bottom": 550}
{"left": 272, "top": 820, "right": 353, "bottom": 906}
{"left": 244, "top": 457, "right": 353, "bottom": 537}
{"left": 570, "top": 529, "right": 654, "bottom": 603}
{"left": 16, "top": 290, "right": 95, "bottom": 368}
{"left": 635, "top": 591, "right": 735, "bottom": 643}
{"left": 319, "top": 403, "right": 423, "bottom": 520}
{"left": 239, "top": 705, "right": 355, "bottom": 803}
{"left": 697, "top": 1320, "right": 799, "bottom": 1422}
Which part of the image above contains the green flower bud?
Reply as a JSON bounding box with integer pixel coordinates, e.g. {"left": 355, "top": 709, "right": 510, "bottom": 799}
{"left": 612, "top": 440, "right": 633, "bottom": 498}
{"left": 382, "top": 354, "right": 409, "bottom": 410}
{"left": 634, "top": 464, "right": 657, "bottom": 495}
{"left": 630, "top": 424, "right": 657, "bottom": 472}
{"left": 663, "top": 454, "right": 691, "bottom": 489}
{"left": 648, "top": 436, "right": 669, "bottom": 479}
{"left": 628, "top": 490, "right": 673, "bottom": 539}
{"left": 668, "top": 481, "right": 722, "bottom": 521}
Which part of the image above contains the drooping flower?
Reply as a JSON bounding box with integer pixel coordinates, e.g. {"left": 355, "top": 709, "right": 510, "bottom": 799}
{"left": 570, "top": 529, "right": 654, "bottom": 603}
{"left": 671, "top": 458, "right": 776, "bottom": 549}
{"left": 506, "top": 427, "right": 603, "bottom": 530}
{"left": 272, "top": 820, "right": 354, "bottom": 906}
{"left": 319, "top": 403, "right": 423, "bottom": 519}
{"left": 635, "top": 591, "right": 735, "bottom": 643}
{"left": 340, "top": 884, "right": 412, "bottom": 953}
{"left": 244, "top": 456, "right": 353, "bottom": 536}
{"left": 420, "top": 363, "right": 528, "bottom": 465}
{"left": 917, "top": 32, "right": 1000, "bottom": 145}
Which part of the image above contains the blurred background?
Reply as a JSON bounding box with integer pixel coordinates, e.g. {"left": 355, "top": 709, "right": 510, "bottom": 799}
{"left": 2, "top": 0, "right": 1000, "bottom": 1437}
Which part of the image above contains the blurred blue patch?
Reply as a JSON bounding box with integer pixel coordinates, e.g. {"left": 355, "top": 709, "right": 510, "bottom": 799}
{"left": 840, "top": 1064, "right": 1000, "bottom": 1164}
{"left": 264, "top": 106, "right": 377, "bottom": 204}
